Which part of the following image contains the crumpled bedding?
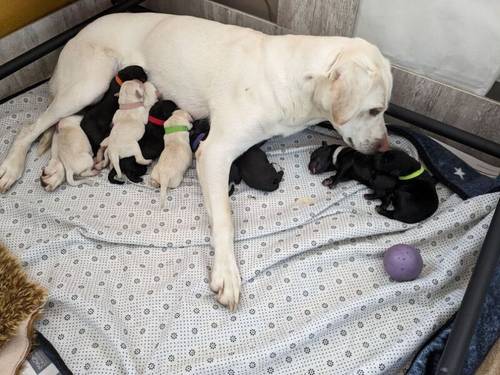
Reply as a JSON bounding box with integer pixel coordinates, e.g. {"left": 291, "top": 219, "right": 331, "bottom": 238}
{"left": 1, "top": 83, "right": 498, "bottom": 374}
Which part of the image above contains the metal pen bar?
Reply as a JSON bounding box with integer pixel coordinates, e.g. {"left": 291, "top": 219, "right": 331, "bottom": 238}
{"left": 0, "top": 0, "right": 145, "bottom": 81}
{"left": 386, "top": 103, "right": 500, "bottom": 159}
{"left": 435, "top": 199, "right": 500, "bottom": 374}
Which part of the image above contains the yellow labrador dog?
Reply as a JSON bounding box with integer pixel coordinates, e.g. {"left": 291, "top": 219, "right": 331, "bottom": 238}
{"left": 0, "top": 13, "right": 393, "bottom": 310}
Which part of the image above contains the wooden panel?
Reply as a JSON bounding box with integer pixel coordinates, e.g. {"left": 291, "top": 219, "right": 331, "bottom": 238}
{"left": 277, "top": 0, "right": 360, "bottom": 36}
{"left": 0, "top": 0, "right": 76, "bottom": 38}
{"left": 144, "top": 0, "right": 286, "bottom": 35}
{"left": 0, "top": 0, "right": 110, "bottom": 100}
{"left": 212, "top": 0, "right": 279, "bottom": 22}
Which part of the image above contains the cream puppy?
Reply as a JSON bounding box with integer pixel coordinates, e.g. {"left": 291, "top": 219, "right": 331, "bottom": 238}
{"left": 40, "top": 115, "right": 96, "bottom": 191}
{"left": 99, "top": 80, "right": 158, "bottom": 177}
{"left": 150, "top": 110, "right": 193, "bottom": 208}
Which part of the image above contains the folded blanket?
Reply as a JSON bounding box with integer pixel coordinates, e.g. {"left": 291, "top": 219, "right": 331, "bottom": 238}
{"left": 387, "top": 125, "right": 500, "bottom": 199}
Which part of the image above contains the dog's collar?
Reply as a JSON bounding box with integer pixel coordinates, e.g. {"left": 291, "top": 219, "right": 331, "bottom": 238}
{"left": 148, "top": 115, "right": 165, "bottom": 126}
{"left": 399, "top": 165, "right": 425, "bottom": 181}
{"left": 164, "top": 124, "right": 189, "bottom": 135}
{"left": 120, "top": 102, "right": 144, "bottom": 110}
{"left": 115, "top": 75, "right": 124, "bottom": 86}
{"left": 332, "top": 146, "right": 346, "bottom": 165}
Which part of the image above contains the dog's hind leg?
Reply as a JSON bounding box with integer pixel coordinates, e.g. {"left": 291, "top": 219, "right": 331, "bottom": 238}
{"left": 0, "top": 42, "right": 117, "bottom": 192}
{"left": 131, "top": 143, "right": 152, "bottom": 166}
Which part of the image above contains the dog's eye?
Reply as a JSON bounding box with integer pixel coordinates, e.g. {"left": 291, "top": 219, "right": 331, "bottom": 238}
{"left": 369, "top": 108, "right": 382, "bottom": 116}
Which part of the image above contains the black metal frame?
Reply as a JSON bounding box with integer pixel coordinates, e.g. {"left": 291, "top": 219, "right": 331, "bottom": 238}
{"left": 0, "top": 2, "right": 499, "bottom": 374}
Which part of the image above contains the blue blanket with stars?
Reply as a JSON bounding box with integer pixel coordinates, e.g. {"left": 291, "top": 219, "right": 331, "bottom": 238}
{"left": 387, "top": 124, "right": 500, "bottom": 199}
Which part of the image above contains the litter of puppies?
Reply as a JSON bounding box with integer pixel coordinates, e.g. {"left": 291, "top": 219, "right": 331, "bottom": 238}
{"left": 39, "top": 65, "right": 437, "bottom": 223}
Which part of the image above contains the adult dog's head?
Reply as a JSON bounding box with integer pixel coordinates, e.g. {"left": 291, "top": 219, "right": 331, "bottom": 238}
{"left": 313, "top": 38, "right": 392, "bottom": 154}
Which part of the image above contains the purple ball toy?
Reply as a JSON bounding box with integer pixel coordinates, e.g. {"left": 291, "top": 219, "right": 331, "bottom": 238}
{"left": 384, "top": 244, "right": 423, "bottom": 281}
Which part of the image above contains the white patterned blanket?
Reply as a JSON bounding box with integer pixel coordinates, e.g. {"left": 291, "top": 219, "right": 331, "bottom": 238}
{"left": 1, "top": 83, "right": 498, "bottom": 374}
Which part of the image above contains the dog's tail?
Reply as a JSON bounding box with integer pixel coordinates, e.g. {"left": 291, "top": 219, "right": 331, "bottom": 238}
{"left": 108, "top": 168, "right": 124, "bottom": 185}
{"left": 37, "top": 127, "right": 55, "bottom": 156}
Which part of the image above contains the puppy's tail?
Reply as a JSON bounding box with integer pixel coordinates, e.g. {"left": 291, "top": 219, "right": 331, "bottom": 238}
{"left": 108, "top": 168, "right": 124, "bottom": 185}
{"left": 37, "top": 127, "right": 55, "bottom": 156}
{"left": 160, "top": 180, "right": 167, "bottom": 209}
{"left": 109, "top": 152, "right": 123, "bottom": 179}
{"left": 59, "top": 151, "right": 93, "bottom": 186}
{"left": 64, "top": 167, "right": 92, "bottom": 186}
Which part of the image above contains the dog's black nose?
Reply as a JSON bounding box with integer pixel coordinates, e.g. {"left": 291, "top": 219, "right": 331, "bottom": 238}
{"left": 308, "top": 162, "right": 318, "bottom": 174}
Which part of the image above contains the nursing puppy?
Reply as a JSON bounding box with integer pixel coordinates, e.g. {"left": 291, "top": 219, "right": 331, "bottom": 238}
{"left": 150, "top": 109, "right": 193, "bottom": 208}
{"left": 40, "top": 116, "right": 97, "bottom": 191}
{"left": 190, "top": 120, "right": 283, "bottom": 195}
{"left": 309, "top": 142, "right": 438, "bottom": 223}
{"left": 108, "top": 100, "right": 178, "bottom": 184}
{"left": 371, "top": 149, "right": 439, "bottom": 223}
{"left": 99, "top": 80, "right": 158, "bottom": 177}
{"left": 81, "top": 65, "right": 148, "bottom": 156}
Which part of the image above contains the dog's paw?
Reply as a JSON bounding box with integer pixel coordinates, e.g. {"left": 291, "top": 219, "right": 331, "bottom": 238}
{"left": 0, "top": 156, "right": 24, "bottom": 193}
{"left": 210, "top": 262, "right": 241, "bottom": 311}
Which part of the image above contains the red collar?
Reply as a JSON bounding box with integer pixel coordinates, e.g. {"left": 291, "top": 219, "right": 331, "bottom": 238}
{"left": 115, "top": 75, "right": 123, "bottom": 86}
{"left": 148, "top": 115, "right": 165, "bottom": 126}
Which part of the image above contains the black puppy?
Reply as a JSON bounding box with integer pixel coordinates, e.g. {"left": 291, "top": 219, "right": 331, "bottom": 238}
{"left": 108, "top": 100, "right": 178, "bottom": 184}
{"left": 371, "top": 149, "right": 438, "bottom": 223}
{"left": 309, "top": 142, "right": 438, "bottom": 223}
{"left": 190, "top": 119, "right": 284, "bottom": 195}
{"left": 80, "top": 65, "right": 148, "bottom": 155}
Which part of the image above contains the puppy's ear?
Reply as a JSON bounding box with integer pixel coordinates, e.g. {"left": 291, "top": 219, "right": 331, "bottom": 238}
{"left": 135, "top": 88, "right": 144, "bottom": 100}
{"left": 321, "top": 141, "right": 327, "bottom": 147}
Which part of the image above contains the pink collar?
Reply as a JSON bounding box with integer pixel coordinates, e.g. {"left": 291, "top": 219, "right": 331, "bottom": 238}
{"left": 120, "top": 102, "right": 144, "bottom": 110}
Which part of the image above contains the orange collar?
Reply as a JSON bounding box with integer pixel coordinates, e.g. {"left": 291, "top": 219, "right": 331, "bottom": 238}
{"left": 115, "top": 75, "right": 123, "bottom": 86}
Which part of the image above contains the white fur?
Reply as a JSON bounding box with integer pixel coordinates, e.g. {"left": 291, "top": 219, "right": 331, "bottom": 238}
{"left": 332, "top": 146, "right": 346, "bottom": 166}
{"left": 150, "top": 110, "right": 193, "bottom": 208}
{"left": 0, "top": 13, "right": 393, "bottom": 310}
{"left": 98, "top": 80, "right": 158, "bottom": 176}
{"left": 40, "top": 115, "right": 97, "bottom": 191}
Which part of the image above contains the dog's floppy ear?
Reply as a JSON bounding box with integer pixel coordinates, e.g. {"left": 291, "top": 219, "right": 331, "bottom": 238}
{"left": 328, "top": 56, "right": 376, "bottom": 126}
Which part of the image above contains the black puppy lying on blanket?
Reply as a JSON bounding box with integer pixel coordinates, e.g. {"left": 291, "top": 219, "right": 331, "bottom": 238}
{"left": 309, "top": 141, "right": 438, "bottom": 223}
{"left": 80, "top": 65, "right": 148, "bottom": 155}
{"left": 108, "top": 100, "right": 178, "bottom": 184}
{"left": 190, "top": 119, "right": 284, "bottom": 195}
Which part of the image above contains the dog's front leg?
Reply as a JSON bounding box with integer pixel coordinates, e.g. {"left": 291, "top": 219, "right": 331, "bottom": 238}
{"left": 196, "top": 136, "right": 245, "bottom": 311}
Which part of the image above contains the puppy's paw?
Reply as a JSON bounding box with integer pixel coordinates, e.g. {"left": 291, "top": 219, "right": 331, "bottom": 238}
{"left": 321, "top": 177, "right": 335, "bottom": 189}
{"left": 210, "top": 261, "right": 241, "bottom": 311}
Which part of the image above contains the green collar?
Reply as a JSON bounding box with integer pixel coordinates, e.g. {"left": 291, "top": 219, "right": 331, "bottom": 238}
{"left": 399, "top": 165, "right": 425, "bottom": 181}
{"left": 164, "top": 124, "right": 189, "bottom": 135}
